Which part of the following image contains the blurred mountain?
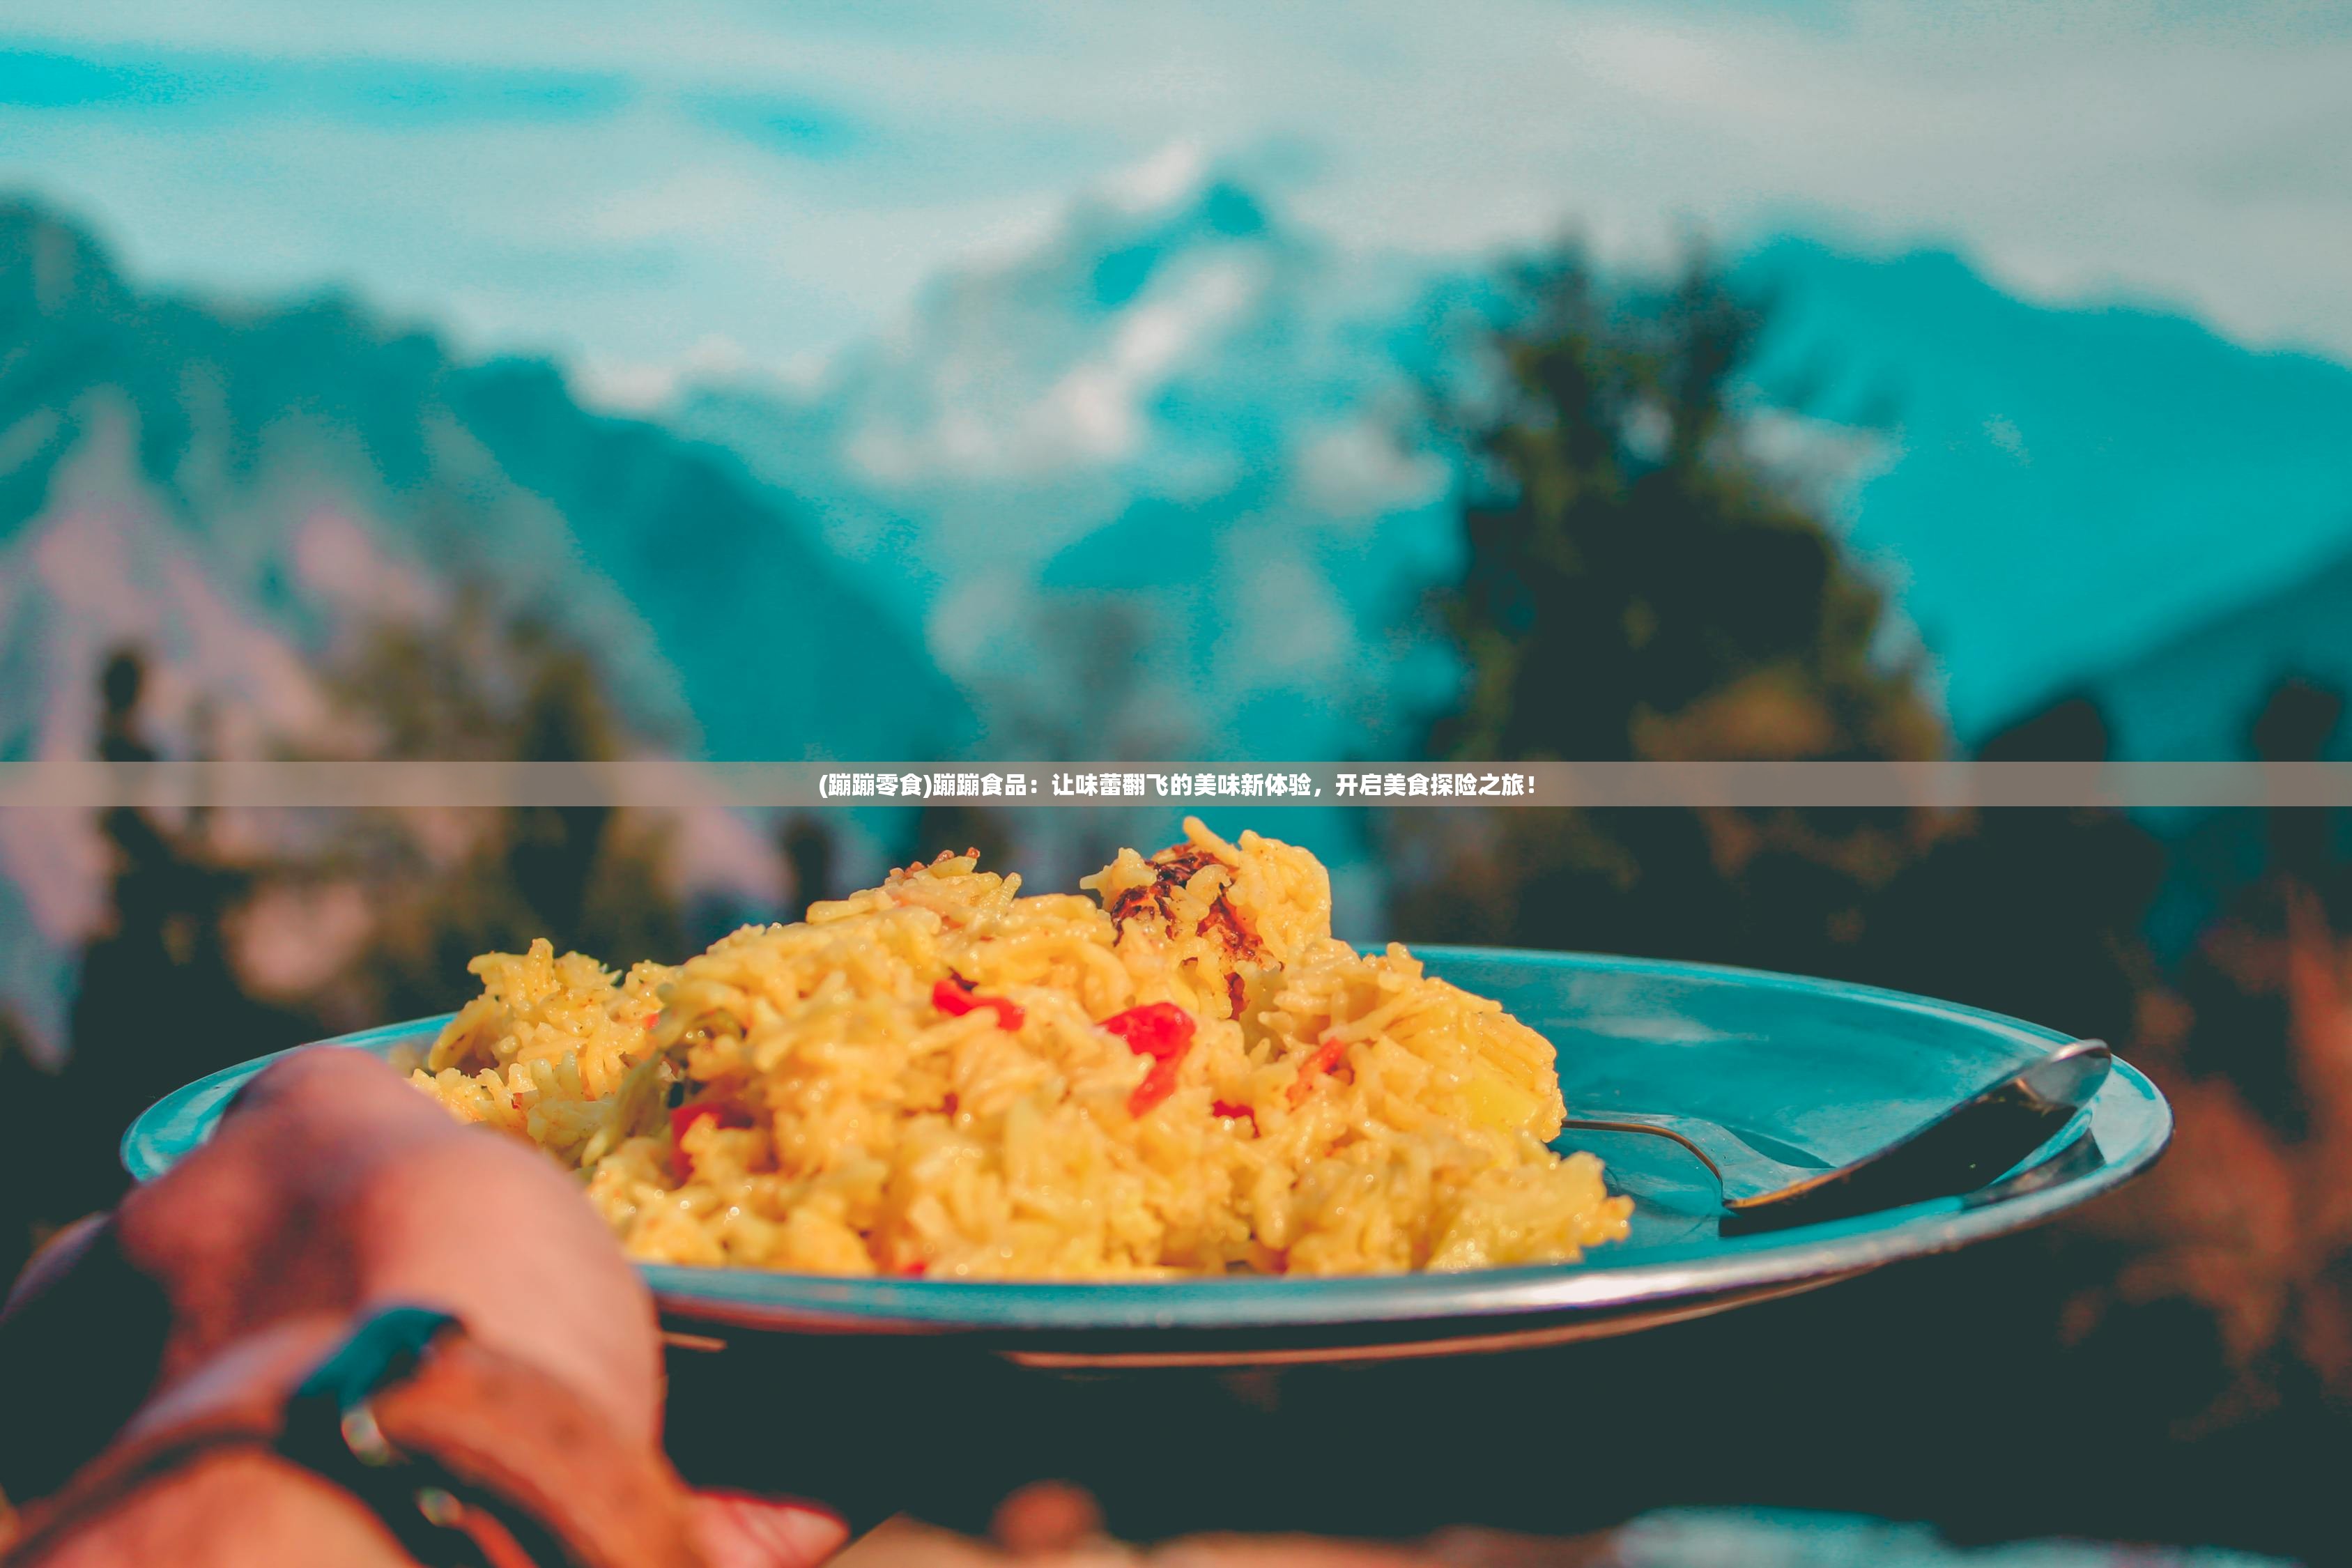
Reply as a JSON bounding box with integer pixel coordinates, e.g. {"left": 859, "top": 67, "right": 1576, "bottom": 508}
{"left": 10, "top": 169, "right": 2351, "bottom": 1043}
{"left": 679, "top": 168, "right": 2352, "bottom": 773}
{"left": 0, "top": 199, "right": 956, "bottom": 762}
{"left": 675, "top": 153, "right": 1477, "bottom": 770}
{"left": 0, "top": 197, "right": 957, "bottom": 1052}
{"left": 1739, "top": 238, "right": 2352, "bottom": 743}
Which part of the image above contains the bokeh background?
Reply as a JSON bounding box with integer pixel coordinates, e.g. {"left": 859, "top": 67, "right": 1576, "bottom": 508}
{"left": 5, "top": 2, "right": 2352, "bottom": 1560}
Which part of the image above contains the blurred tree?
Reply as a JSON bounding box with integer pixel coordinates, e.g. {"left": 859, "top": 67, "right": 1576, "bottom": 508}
{"left": 315, "top": 591, "right": 691, "bottom": 1026}
{"left": 902, "top": 801, "right": 1018, "bottom": 886}
{"left": 1859, "top": 694, "right": 2165, "bottom": 1050}
{"left": 5, "top": 602, "right": 698, "bottom": 1249}
{"left": 2250, "top": 676, "right": 2344, "bottom": 883}
{"left": 2172, "top": 673, "right": 2351, "bottom": 1137}
{"left": 780, "top": 815, "right": 841, "bottom": 912}
{"left": 1380, "top": 251, "right": 2352, "bottom": 1541}
{"left": 1392, "top": 249, "right": 1938, "bottom": 975}
{"left": 52, "top": 648, "right": 311, "bottom": 1222}
{"left": 941, "top": 597, "right": 1176, "bottom": 884}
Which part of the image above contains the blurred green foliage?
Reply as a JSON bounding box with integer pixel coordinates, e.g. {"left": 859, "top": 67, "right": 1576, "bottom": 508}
{"left": 1431, "top": 250, "right": 1932, "bottom": 767}
{"left": 1394, "top": 249, "right": 1939, "bottom": 976}
{"left": 313, "top": 590, "right": 689, "bottom": 1028}
{"left": 4, "top": 592, "right": 692, "bottom": 1265}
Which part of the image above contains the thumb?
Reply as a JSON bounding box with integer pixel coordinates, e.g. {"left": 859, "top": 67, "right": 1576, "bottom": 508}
{"left": 692, "top": 1491, "right": 852, "bottom": 1568}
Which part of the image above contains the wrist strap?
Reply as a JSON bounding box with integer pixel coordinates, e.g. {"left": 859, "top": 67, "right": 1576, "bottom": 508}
{"left": 273, "top": 1306, "right": 581, "bottom": 1568}
{"left": 5, "top": 1307, "right": 706, "bottom": 1568}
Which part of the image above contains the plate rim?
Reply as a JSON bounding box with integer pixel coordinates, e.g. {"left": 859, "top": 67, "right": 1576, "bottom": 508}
{"left": 121, "top": 944, "right": 2173, "bottom": 1337}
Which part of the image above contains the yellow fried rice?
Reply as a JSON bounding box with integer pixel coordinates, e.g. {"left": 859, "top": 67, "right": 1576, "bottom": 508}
{"left": 413, "top": 818, "right": 1631, "bottom": 1278}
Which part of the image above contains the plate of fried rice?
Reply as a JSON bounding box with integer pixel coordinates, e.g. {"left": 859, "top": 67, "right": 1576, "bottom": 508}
{"left": 125, "top": 819, "right": 2169, "bottom": 1365}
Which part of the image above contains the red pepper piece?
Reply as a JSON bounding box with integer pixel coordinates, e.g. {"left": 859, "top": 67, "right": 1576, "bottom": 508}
{"left": 1212, "top": 1100, "right": 1256, "bottom": 1128}
{"left": 1102, "top": 1003, "right": 1197, "bottom": 1117}
{"left": 1130, "top": 1056, "right": 1183, "bottom": 1117}
{"left": 932, "top": 977, "right": 1024, "bottom": 1031}
{"left": 670, "top": 1099, "right": 756, "bottom": 1181}
{"left": 1287, "top": 1036, "right": 1348, "bottom": 1107}
{"left": 1099, "top": 1002, "right": 1195, "bottom": 1059}
{"left": 899, "top": 1261, "right": 928, "bottom": 1277}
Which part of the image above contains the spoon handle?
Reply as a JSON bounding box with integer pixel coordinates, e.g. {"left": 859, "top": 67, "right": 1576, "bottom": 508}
{"left": 1562, "top": 1038, "right": 2114, "bottom": 1224}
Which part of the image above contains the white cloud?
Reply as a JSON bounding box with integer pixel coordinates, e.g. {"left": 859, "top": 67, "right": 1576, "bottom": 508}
{"left": 573, "top": 333, "right": 755, "bottom": 413}
{"left": 1037, "top": 256, "right": 1256, "bottom": 463}
{"left": 1106, "top": 140, "right": 1207, "bottom": 213}
{"left": 845, "top": 249, "right": 1263, "bottom": 481}
{"left": 1222, "top": 548, "right": 1349, "bottom": 684}
{"left": 1294, "top": 419, "right": 1445, "bottom": 521}
{"left": 1, "top": 0, "right": 2346, "bottom": 380}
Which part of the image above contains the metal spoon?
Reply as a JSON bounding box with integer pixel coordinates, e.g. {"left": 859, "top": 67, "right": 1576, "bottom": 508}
{"left": 1558, "top": 1036, "right": 2113, "bottom": 1227}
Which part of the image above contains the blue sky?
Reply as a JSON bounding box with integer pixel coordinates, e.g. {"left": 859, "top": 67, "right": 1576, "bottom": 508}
{"left": 3, "top": 1, "right": 2349, "bottom": 406}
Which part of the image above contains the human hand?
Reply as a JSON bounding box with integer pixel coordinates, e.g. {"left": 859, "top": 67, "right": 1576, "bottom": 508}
{"left": 0, "top": 1047, "right": 846, "bottom": 1568}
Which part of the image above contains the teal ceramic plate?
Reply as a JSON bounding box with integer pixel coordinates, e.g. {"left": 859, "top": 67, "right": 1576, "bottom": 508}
{"left": 123, "top": 948, "right": 2169, "bottom": 1367}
